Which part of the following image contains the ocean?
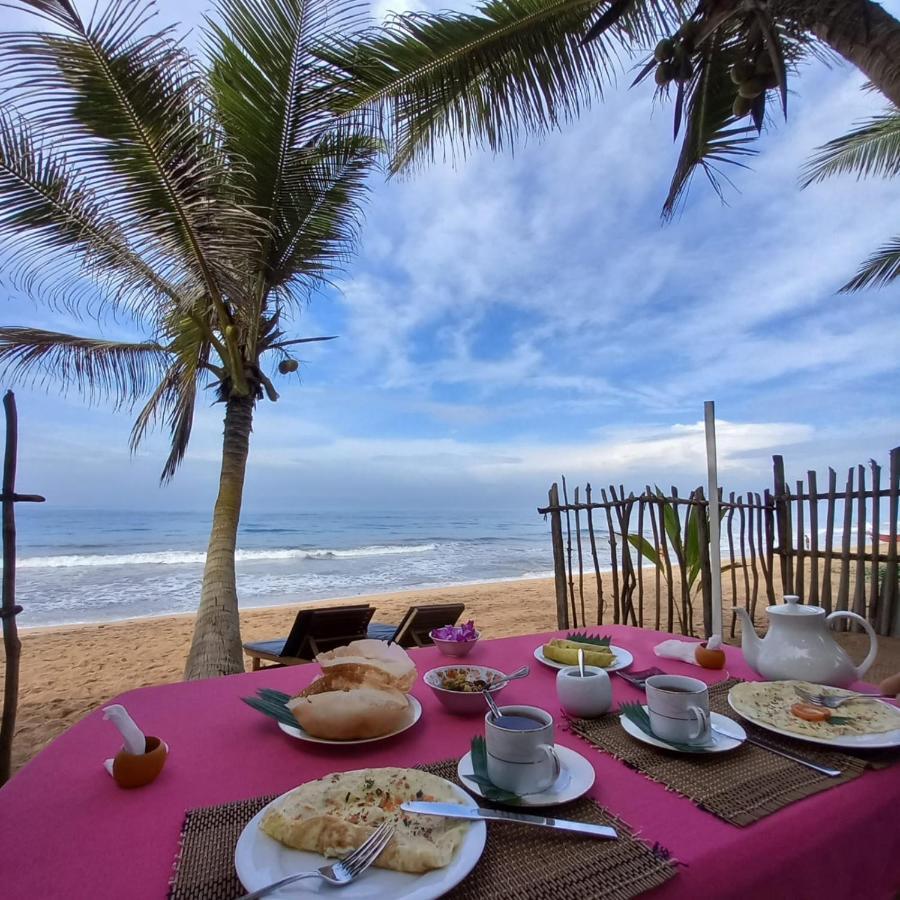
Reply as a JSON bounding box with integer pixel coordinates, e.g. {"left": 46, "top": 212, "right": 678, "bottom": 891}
{"left": 12, "top": 507, "right": 557, "bottom": 627}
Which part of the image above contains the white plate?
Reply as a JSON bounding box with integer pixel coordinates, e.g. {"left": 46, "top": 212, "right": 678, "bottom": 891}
{"left": 277, "top": 696, "right": 423, "bottom": 745}
{"left": 533, "top": 643, "right": 633, "bottom": 673}
{"left": 457, "top": 744, "right": 596, "bottom": 807}
{"left": 235, "top": 778, "right": 486, "bottom": 900}
{"left": 727, "top": 689, "right": 900, "bottom": 750}
{"left": 620, "top": 706, "right": 746, "bottom": 753}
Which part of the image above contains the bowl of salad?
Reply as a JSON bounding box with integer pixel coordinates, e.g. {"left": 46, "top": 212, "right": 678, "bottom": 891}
{"left": 430, "top": 621, "right": 480, "bottom": 657}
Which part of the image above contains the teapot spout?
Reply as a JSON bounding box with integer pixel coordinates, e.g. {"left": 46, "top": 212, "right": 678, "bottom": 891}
{"left": 731, "top": 607, "right": 763, "bottom": 669}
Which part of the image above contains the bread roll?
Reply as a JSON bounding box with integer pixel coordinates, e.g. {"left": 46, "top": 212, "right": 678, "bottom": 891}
{"left": 287, "top": 686, "right": 410, "bottom": 740}
{"left": 316, "top": 639, "right": 417, "bottom": 692}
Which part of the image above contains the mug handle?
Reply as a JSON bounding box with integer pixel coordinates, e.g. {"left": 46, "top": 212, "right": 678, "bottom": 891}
{"left": 537, "top": 744, "right": 561, "bottom": 782}
{"left": 688, "top": 706, "right": 710, "bottom": 741}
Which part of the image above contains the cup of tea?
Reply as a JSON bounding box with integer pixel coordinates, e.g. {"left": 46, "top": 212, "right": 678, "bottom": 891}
{"left": 645, "top": 674, "right": 711, "bottom": 746}
{"left": 484, "top": 705, "right": 561, "bottom": 794}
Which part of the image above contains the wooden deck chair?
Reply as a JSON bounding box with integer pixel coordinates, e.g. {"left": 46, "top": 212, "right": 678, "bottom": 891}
{"left": 368, "top": 603, "right": 465, "bottom": 648}
{"left": 243, "top": 604, "right": 374, "bottom": 670}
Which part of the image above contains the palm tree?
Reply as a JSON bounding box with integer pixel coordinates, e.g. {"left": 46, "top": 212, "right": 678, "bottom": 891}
{"left": 0, "top": 0, "right": 378, "bottom": 678}
{"left": 315, "top": 0, "right": 900, "bottom": 216}
{"left": 801, "top": 105, "right": 900, "bottom": 290}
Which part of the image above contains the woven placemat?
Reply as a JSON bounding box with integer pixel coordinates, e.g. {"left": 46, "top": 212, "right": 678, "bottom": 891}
{"left": 168, "top": 759, "right": 676, "bottom": 900}
{"left": 569, "top": 677, "right": 878, "bottom": 827}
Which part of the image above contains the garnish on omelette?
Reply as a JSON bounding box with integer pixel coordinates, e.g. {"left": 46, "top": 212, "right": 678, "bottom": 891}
{"left": 730, "top": 680, "right": 900, "bottom": 738}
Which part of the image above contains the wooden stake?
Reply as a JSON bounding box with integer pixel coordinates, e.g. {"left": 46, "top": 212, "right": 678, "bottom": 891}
{"left": 1, "top": 391, "right": 45, "bottom": 785}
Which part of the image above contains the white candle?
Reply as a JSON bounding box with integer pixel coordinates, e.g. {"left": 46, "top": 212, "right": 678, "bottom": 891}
{"left": 704, "top": 401, "right": 723, "bottom": 638}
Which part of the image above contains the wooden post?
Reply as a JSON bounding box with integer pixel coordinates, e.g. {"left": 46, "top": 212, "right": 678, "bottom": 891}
{"left": 870, "top": 461, "right": 881, "bottom": 628}
{"left": 574, "top": 486, "right": 585, "bottom": 628}
{"left": 585, "top": 484, "right": 604, "bottom": 625}
{"left": 561, "top": 476, "right": 577, "bottom": 627}
{"left": 727, "top": 492, "right": 738, "bottom": 637}
{"left": 837, "top": 467, "right": 854, "bottom": 622}
{"left": 773, "top": 455, "right": 793, "bottom": 596}
{"left": 807, "top": 471, "right": 819, "bottom": 607}
{"left": 1, "top": 391, "right": 45, "bottom": 785}
{"left": 795, "top": 479, "right": 805, "bottom": 600}
{"left": 883, "top": 448, "right": 899, "bottom": 636}
{"left": 547, "top": 484, "right": 569, "bottom": 629}
{"left": 853, "top": 464, "right": 868, "bottom": 626}
{"left": 822, "top": 468, "right": 837, "bottom": 614}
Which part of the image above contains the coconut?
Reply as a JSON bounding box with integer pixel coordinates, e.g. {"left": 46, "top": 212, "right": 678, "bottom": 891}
{"left": 654, "top": 62, "right": 675, "bottom": 86}
{"left": 732, "top": 94, "right": 753, "bottom": 118}
{"left": 737, "top": 76, "right": 765, "bottom": 99}
{"left": 654, "top": 38, "right": 674, "bottom": 62}
{"left": 730, "top": 61, "right": 755, "bottom": 85}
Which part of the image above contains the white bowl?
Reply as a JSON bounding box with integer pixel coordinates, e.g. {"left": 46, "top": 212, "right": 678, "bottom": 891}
{"left": 430, "top": 631, "right": 481, "bottom": 657}
{"left": 424, "top": 665, "right": 507, "bottom": 715}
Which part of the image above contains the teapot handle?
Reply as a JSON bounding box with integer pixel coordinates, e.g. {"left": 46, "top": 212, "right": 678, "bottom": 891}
{"left": 826, "top": 611, "right": 878, "bottom": 680}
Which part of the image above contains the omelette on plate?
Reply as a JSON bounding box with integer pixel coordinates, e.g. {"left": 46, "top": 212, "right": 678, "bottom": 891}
{"left": 730, "top": 680, "right": 900, "bottom": 738}
{"left": 261, "top": 767, "right": 468, "bottom": 873}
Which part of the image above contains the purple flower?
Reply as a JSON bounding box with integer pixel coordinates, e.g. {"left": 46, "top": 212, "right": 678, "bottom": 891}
{"left": 432, "top": 620, "right": 478, "bottom": 642}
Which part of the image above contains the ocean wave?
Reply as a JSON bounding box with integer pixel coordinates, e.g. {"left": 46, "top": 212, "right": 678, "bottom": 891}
{"left": 17, "top": 543, "right": 438, "bottom": 569}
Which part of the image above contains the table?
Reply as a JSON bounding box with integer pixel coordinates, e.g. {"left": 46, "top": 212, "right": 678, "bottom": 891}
{"left": 2, "top": 625, "right": 899, "bottom": 899}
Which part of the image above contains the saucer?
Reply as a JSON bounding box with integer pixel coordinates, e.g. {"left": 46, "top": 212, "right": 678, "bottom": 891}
{"left": 620, "top": 706, "right": 746, "bottom": 754}
{"left": 457, "top": 744, "right": 595, "bottom": 807}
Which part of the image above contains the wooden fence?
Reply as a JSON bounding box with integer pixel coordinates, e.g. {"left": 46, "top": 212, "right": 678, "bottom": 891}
{"left": 537, "top": 448, "right": 900, "bottom": 639}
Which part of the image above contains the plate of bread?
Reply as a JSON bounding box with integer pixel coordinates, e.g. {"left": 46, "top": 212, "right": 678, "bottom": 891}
{"left": 235, "top": 766, "right": 486, "bottom": 899}
{"left": 282, "top": 639, "right": 423, "bottom": 744}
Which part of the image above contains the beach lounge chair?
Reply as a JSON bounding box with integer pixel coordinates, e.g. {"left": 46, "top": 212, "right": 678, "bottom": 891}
{"left": 243, "top": 604, "right": 375, "bottom": 671}
{"left": 367, "top": 603, "right": 466, "bottom": 648}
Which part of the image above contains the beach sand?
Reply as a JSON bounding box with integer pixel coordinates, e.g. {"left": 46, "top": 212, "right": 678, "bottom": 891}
{"left": 4, "top": 570, "right": 897, "bottom": 775}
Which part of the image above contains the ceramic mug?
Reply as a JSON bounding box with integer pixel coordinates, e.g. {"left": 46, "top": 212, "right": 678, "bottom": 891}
{"left": 556, "top": 666, "right": 612, "bottom": 717}
{"left": 484, "top": 705, "right": 561, "bottom": 793}
{"left": 645, "top": 675, "right": 711, "bottom": 745}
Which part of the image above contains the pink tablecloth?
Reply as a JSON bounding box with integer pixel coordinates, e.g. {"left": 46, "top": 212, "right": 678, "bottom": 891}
{"left": 1, "top": 625, "right": 898, "bottom": 899}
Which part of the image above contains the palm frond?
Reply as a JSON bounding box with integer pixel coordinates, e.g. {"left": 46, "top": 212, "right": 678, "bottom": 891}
{"left": 268, "top": 135, "right": 377, "bottom": 295}
{"left": 840, "top": 236, "right": 900, "bottom": 292}
{"left": 314, "top": 0, "right": 683, "bottom": 173}
{"left": 2, "top": 0, "right": 266, "bottom": 313}
{"left": 206, "top": 0, "right": 366, "bottom": 215}
{"left": 0, "top": 326, "right": 169, "bottom": 408}
{"left": 662, "top": 30, "right": 757, "bottom": 220}
{"left": 0, "top": 107, "right": 190, "bottom": 316}
{"left": 129, "top": 311, "right": 211, "bottom": 479}
{"left": 800, "top": 108, "right": 900, "bottom": 187}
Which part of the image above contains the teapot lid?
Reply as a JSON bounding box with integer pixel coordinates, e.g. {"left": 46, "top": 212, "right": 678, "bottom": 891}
{"left": 768, "top": 595, "right": 823, "bottom": 616}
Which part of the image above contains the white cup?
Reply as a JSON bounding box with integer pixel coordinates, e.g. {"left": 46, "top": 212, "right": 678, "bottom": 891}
{"left": 484, "top": 705, "right": 561, "bottom": 794}
{"left": 645, "top": 674, "right": 711, "bottom": 745}
{"left": 555, "top": 666, "right": 612, "bottom": 717}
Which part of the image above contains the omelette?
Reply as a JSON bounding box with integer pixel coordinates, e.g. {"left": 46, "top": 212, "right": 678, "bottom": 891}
{"left": 260, "top": 767, "right": 468, "bottom": 873}
{"left": 730, "top": 680, "right": 900, "bottom": 739}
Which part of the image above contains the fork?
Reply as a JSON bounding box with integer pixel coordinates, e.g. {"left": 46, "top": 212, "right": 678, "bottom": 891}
{"left": 237, "top": 821, "right": 394, "bottom": 899}
{"left": 794, "top": 687, "right": 895, "bottom": 709}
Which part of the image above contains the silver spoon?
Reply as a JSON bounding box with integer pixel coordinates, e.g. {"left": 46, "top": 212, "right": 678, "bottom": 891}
{"left": 489, "top": 664, "right": 530, "bottom": 689}
{"left": 578, "top": 648, "right": 585, "bottom": 678}
{"left": 483, "top": 688, "right": 503, "bottom": 721}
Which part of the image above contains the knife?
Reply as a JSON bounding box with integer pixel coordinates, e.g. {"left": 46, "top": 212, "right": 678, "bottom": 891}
{"left": 400, "top": 801, "right": 618, "bottom": 840}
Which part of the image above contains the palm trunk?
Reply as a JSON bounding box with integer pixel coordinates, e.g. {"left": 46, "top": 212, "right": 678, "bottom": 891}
{"left": 805, "top": 1, "right": 900, "bottom": 108}
{"left": 183, "top": 394, "right": 254, "bottom": 680}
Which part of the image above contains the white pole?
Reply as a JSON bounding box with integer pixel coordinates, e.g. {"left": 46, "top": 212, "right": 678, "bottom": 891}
{"left": 704, "top": 401, "right": 723, "bottom": 638}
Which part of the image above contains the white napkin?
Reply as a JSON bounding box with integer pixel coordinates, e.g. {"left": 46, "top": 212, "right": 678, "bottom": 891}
{"left": 102, "top": 704, "right": 146, "bottom": 775}
{"left": 654, "top": 634, "right": 723, "bottom": 667}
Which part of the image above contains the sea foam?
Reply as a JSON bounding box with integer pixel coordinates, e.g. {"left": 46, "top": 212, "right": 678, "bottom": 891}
{"left": 18, "top": 543, "right": 438, "bottom": 569}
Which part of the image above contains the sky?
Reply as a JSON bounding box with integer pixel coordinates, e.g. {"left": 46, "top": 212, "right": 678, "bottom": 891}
{"left": 2, "top": 0, "right": 899, "bottom": 518}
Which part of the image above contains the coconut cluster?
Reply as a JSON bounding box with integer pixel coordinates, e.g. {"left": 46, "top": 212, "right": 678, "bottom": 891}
{"left": 730, "top": 55, "right": 778, "bottom": 118}
{"left": 653, "top": 22, "right": 699, "bottom": 87}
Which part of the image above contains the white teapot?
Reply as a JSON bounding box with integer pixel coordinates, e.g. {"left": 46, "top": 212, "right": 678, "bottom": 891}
{"left": 733, "top": 596, "right": 877, "bottom": 687}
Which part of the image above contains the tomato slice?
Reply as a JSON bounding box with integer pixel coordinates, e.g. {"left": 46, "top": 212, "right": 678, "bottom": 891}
{"left": 790, "top": 702, "right": 831, "bottom": 722}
